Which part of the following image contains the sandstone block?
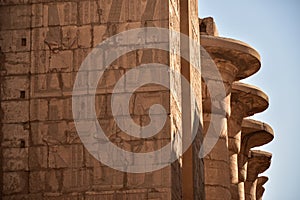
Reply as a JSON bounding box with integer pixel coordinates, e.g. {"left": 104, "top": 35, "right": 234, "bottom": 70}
{"left": 43, "top": 193, "right": 84, "bottom": 200}
{"left": 0, "top": 5, "right": 31, "bottom": 30}
{"left": 50, "top": 50, "right": 73, "bottom": 72}
{"left": 45, "top": 170, "right": 62, "bottom": 193}
{"left": 92, "top": 166, "right": 123, "bottom": 191}
{"left": 93, "top": 25, "right": 107, "bottom": 47}
{"left": 30, "top": 50, "right": 50, "bottom": 74}
{"left": 1, "top": 124, "right": 29, "bottom": 148}
{"left": 115, "top": 189, "right": 148, "bottom": 199}
{"left": 148, "top": 188, "right": 172, "bottom": 199}
{"left": 2, "top": 52, "right": 30, "bottom": 75}
{"left": 3, "top": 172, "right": 28, "bottom": 195}
{"left": 62, "top": 26, "right": 78, "bottom": 49}
{"left": 133, "top": 91, "right": 170, "bottom": 115}
{"left": 31, "top": 4, "right": 44, "bottom": 28}
{"left": 94, "top": 94, "right": 107, "bottom": 118}
{"left": 73, "top": 48, "right": 92, "bottom": 72}
{"left": 141, "top": 115, "right": 171, "bottom": 140}
{"left": 79, "top": 1, "right": 100, "bottom": 25}
{"left": 60, "top": 72, "right": 75, "bottom": 96}
{"left": 85, "top": 191, "right": 115, "bottom": 200}
{"left": 106, "top": 93, "right": 134, "bottom": 116}
{"left": 49, "top": 145, "right": 84, "bottom": 169}
{"left": 199, "top": 17, "right": 219, "bottom": 36}
{"left": 99, "top": 0, "right": 128, "bottom": 23}
{"left": 84, "top": 147, "right": 103, "bottom": 168}
{"left": 0, "top": 0, "right": 30, "bottom": 6}
{"left": 29, "top": 171, "right": 46, "bottom": 193}
{"left": 1, "top": 76, "right": 29, "bottom": 100}
{"left": 204, "top": 159, "right": 230, "bottom": 187}
{"left": 205, "top": 138, "right": 229, "bottom": 162}
{"left": 127, "top": 166, "right": 171, "bottom": 188}
{"left": 124, "top": 64, "right": 170, "bottom": 93}
{"left": 2, "top": 148, "right": 28, "bottom": 171}
{"left": 65, "top": 121, "right": 82, "bottom": 144}
{"left": 32, "top": 27, "right": 51, "bottom": 50}
{"left": 86, "top": 70, "right": 104, "bottom": 93}
{"left": 1, "top": 101, "right": 29, "bottom": 123}
{"left": 78, "top": 25, "right": 92, "bottom": 48}
{"left": 30, "top": 99, "right": 48, "bottom": 121}
{"left": 62, "top": 168, "right": 91, "bottom": 192}
{"left": 48, "top": 98, "right": 72, "bottom": 120}
{"left": 30, "top": 121, "right": 68, "bottom": 146}
{"left": 48, "top": 2, "right": 77, "bottom": 26}
{"left": 205, "top": 185, "right": 231, "bottom": 200}
{"left": 2, "top": 194, "right": 42, "bottom": 200}
{"left": 0, "top": 30, "right": 30, "bottom": 52}
{"left": 127, "top": 0, "right": 169, "bottom": 22}
{"left": 29, "top": 146, "right": 48, "bottom": 170}
{"left": 31, "top": 73, "right": 72, "bottom": 98}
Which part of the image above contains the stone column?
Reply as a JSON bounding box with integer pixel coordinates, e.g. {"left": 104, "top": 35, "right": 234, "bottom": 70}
{"left": 180, "top": 0, "right": 203, "bottom": 199}
{"left": 200, "top": 18, "right": 261, "bottom": 200}
{"left": 245, "top": 150, "right": 272, "bottom": 200}
{"left": 228, "top": 82, "right": 269, "bottom": 200}
{"left": 240, "top": 120, "right": 274, "bottom": 200}
{"left": 256, "top": 176, "right": 268, "bottom": 200}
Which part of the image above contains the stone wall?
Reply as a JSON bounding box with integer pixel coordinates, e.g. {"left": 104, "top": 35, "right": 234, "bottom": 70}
{"left": 0, "top": 0, "right": 203, "bottom": 199}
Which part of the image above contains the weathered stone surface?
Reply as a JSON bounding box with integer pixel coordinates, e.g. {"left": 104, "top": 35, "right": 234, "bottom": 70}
{"left": 2, "top": 194, "right": 42, "bottom": 200}
{"left": 49, "top": 145, "right": 84, "bottom": 169}
{"left": 2, "top": 148, "right": 28, "bottom": 171}
{"left": 50, "top": 51, "right": 73, "bottom": 71}
{"left": 1, "top": 52, "right": 30, "bottom": 75}
{"left": 205, "top": 185, "right": 231, "bottom": 200}
{"left": 199, "top": 17, "right": 219, "bottom": 36}
{"left": 1, "top": 76, "right": 29, "bottom": 100}
{"left": 92, "top": 166, "right": 124, "bottom": 191}
{"left": 29, "top": 146, "right": 48, "bottom": 170}
{"left": 201, "top": 35, "right": 261, "bottom": 80}
{"left": 1, "top": 101, "right": 29, "bottom": 123}
{"left": 30, "top": 99, "right": 48, "bottom": 121}
{"left": 3, "top": 172, "right": 28, "bottom": 195}
{"left": 0, "top": 5, "right": 31, "bottom": 30}
{"left": 62, "top": 168, "right": 91, "bottom": 192}
{"left": 31, "top": 121, "right": 68, "bottom": 145}
{"left": 1, "top": 124, "right": 29, "bottom": 148}
{"left": 1, "top": 29, "right": 31, "bottom": 52}
{"left": 231, "top": 82, "right": 269, "bottom": 116}
{"left": 256, "top": 176, "right": 268, "bottom": 200}
{"left": 245, "top": 151, "right": 272, "bottom": 200}
{"left": 239, "top": 119, "right": 274, "bottom": 182}
{"left": 29, "top": 171, "right": 46, "bottom": 193}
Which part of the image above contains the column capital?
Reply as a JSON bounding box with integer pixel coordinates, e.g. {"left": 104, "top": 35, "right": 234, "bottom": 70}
{"left": 247, "top": 150, "right": 272, "bottom": 182}
{"left": 244, "top": 151, "right": 271, "bottom": 200}
{"left": 201, "top": 35, "right": 261, "bottom": 82}
{"left": 231, "top": 82, "right": 269, "bottom": 117}
{"left": 241, "top": 119, "right": 274, "bottom": 156}
{"left": 239, "top": 119, "right": 274, "bottom": 182}
{"left": 256, "top": 176, "right": 268, "bottom": 200}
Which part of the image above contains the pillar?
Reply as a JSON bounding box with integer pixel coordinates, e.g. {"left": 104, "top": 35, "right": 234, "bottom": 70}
{"left": 228, "top": 82, "right": 269, "bottom": 199}
{"left": 256, "top": 176, "right": 268, "bottom": 200}
{"left": 200, "top": 18, "right": 261, "bottom": 200}
{"left": 240, "top": 120, "right": 274, "bottom": 200}
{"left": 245, "top": 150, "right": 272, "bottom": 200}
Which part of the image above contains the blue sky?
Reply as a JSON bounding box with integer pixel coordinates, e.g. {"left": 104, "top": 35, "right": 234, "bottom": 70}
{"left": 199, "top": 0, "right": 300, "bottom": 199}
